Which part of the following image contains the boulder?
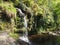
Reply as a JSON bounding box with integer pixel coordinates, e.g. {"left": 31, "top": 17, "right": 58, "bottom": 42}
{"left": 0, "top": 32, "right": 19, "bottom": 45}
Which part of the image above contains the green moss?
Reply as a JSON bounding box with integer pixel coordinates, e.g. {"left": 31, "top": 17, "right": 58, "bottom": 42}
{"left": 0, "top": 22, "right": 11, "bottom": 31}
{"left": 9, "top": 32, "right": 19, "bottom": 39}
{"left": 0, "top": 1, "right": 17, "bottom": 31}
{"left": 11, "top": 0, "right": 20, "bottom": 6}
{"left": 0, "top": 2, "right": 16, "bottom": 15}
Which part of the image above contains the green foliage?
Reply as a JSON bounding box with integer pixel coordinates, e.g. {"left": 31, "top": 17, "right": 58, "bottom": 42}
{"left": 0, "top": 22, "right": 11, "bottom": 31}
{"left": 9, "top": 32, "right": 19, "bottom": 39}
{"left": 0, "top": 2, "right": 16, "bottom": 14}
{"left": 0, "top": 0, "right": 60, "bottom": 36}
{"left": 52, "top": 0, "right": 60, "bottom": 30}
{"left": 15, "top": 0, "right": 60, "bottom": 34}
{"left": 10, "top": 0, "right": 20, "bottom": 6}
{"left": 0, "top": 1, "right": 17, "bottom": 32}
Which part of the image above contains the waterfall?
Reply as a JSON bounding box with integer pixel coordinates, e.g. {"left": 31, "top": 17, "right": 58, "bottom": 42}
{"left": 16, "top": 8, "right": 30, "bottom": 44}
{"left": 23, "top": 16, "right": 28, "bottom": 36}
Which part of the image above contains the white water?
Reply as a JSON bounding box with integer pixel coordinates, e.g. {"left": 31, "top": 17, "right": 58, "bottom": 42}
{"left": 17, "top": 8, "right": 30, "bottom": 43}
{"left": 19, "top": 16, "right": 29, "bottom": 43}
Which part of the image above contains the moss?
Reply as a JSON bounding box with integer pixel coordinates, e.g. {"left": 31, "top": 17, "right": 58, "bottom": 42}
{"left": 0, "top": 1, "right": 17, "bottom": 31}
{"left": 0, "top": 2, "right": 16, "bottom": 17}
{"left": 11, "top": 0, "right": 20, "bottom": 6}
{"left": 0, "top": 22, "right": 11, "bottom": 31}
{"left": 9, "top": 32, "right": 19, "bottom": 39}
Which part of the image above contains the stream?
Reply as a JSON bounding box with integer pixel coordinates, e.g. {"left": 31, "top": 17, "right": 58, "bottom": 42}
{"left": 17, "top": 8, "right": 30, "bottom": 45}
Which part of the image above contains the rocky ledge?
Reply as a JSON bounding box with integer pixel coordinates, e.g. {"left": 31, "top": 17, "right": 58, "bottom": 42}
{"left": 0, "top": 31, "right": 19, "bottom": 45}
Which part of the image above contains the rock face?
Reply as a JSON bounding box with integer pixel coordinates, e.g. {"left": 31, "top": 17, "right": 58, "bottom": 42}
{"left": 0, "top": 32, "right": 18, "bottom": 45}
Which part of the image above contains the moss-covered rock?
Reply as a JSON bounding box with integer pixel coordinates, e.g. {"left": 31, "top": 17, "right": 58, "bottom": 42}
{"left": 0, "top": 2, "right": 16, "bottom": 18}
{"left": 0, "top": 1, "right": 17, "bottom": 31}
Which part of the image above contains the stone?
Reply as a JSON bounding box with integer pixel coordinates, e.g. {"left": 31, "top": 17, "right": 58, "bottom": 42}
{"left": 0, "top": 32, "right": 19, "bottom": 45}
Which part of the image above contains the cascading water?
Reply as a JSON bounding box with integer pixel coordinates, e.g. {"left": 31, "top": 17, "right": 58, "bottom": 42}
{"left": 16, "top": 8, "right": 30, "bottom": 44}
